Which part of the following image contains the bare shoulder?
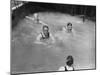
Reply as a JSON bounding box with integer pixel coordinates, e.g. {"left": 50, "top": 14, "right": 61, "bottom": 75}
{"left": 58, "top": 66, "right": 65, "bottom": 71}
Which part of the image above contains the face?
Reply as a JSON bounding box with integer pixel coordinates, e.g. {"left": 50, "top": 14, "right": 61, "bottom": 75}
{"left": 67, "top": 25, "right": 72, "bottom": 30}
{"left": 43, "top": 27, "right": 48, "bottom": 34}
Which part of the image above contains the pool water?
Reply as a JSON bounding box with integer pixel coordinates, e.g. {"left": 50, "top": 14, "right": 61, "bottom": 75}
{"left": 11, "top": 12, "right": 95, "bottom": 73}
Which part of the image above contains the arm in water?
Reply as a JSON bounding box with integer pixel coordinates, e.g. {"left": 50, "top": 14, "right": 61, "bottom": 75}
{"left": 34, "top": 34, "right": 46, "bottom": 45}
{"left": 34, "top": 33, "right": 55, "bottom": 45}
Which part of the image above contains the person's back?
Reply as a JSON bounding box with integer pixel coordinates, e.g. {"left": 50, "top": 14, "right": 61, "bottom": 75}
{"left": 59, "top": 65, "right": 74, "bottom": 71}
{"left": 58, "top": 55, "right": 74, "bottom": 71}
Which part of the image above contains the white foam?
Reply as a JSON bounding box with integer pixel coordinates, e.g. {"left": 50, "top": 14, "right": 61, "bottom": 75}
{"left": 76, "top": 21, "right": 82, "bottom": 23}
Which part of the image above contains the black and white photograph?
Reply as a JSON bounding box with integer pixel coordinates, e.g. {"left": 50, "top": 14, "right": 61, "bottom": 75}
{"left": 11, "top": 0, "right": 96, "bottom": 74}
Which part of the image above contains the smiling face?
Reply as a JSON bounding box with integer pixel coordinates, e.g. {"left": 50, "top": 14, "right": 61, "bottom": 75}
{"left": 43, "top": 25, "right": 49, "bottom": 34}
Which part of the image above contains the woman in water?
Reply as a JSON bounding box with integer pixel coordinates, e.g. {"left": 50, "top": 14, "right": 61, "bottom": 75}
{"left": 58, "top": 55, "right": 74, "bottom": 71}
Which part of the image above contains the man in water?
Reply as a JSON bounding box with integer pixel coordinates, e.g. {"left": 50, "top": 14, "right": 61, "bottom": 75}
{"left": 58, "top": 55, "right": 74, "bottom": 71}
{"left": 62, "top": 22, "right": 73, "bottom": 33}
{"left": 35, "top": 25, "right": 55, "bottom": 45}
{"left": 54, "top": 22, "right": 73, "bottom": 41}
{"left": 25, "top": 13, "right": 48, "bottom": 25}
{"left": 25, "top": 13, "right": 40, "bottom": 24}
{"left": 33, "top": 13, "right": 40, "bottom": 23}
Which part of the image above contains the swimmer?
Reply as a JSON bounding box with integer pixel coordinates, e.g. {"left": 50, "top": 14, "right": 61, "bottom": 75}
{"left": 25, "top": 13, "right": 40, "bottom": 23}
{"left": 33, "top": 13, "right": 47, "bottom": 25}
{"left": 33, "top": 13, "right": 40, "bottom": 23}
{"left": 62, "top": 22, "right": 73, "bottom": 33}
{"left": 58, "top": 55, "right": 74, "bottom": 71}
{"left": 35, "top": 25, "right": 55, "bottom": 45}
{"left": 25, "top": 13, "right": 47, "bottom": 25}
{"left": 54, "top": 23, "right": 73, "bottom": 41}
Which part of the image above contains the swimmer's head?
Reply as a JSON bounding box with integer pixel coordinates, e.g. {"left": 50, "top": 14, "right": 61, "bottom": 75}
{"left": 34, "top": 13, "right": 38, "bottom": 18}
{"left": 66, "top": 55, "right": 74, "bottom": 66}
{"left": 43, "top": 25, "right": 49, "bottom": 33}
{"left": 67, "top": 23, "right": 72, "bottom": 32}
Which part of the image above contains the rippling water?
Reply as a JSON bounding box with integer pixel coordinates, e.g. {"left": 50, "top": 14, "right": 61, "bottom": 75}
{"left": 11, "top": 12, "right": 95, "bottom": 73}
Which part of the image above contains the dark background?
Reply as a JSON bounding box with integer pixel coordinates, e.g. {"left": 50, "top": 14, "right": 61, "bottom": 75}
{"left": 11, "top": 1, "right": 96, "bottom": 30}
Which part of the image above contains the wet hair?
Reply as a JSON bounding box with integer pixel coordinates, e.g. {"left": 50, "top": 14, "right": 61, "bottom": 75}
{"left": 67, "top": 22, "right": 72, "bottom": 26}
{"left": 43, "top": 25, "right": 49, "bottom": 30}
{"left": 66, "top": 55, "right": 74, "bottom": 66}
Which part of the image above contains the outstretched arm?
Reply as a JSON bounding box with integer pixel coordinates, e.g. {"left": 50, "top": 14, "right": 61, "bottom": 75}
{"left": 25, "top": 16, "right": 35, "bottom": 21}
{"left": 35, "top": 33, "right": 47, "bottom": 45}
